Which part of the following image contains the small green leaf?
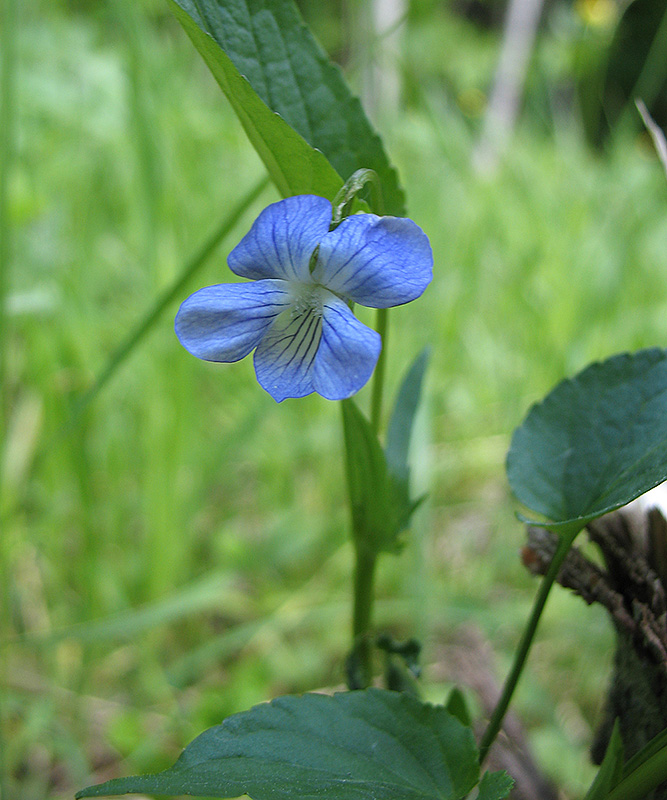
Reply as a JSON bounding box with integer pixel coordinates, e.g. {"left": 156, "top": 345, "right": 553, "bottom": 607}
{"left": 77, "top": 689, "right": 509, "bottom": 800}
{"left": 583, "top": 720, "right": 624, "bottom": 800}
{"left": 386, "top": 347, "right": 429, "bottom": 485}
{"left": 477, "top": 769, "right": 515, "bottom": 800}
{"left": 622, "top": 724, "right": 667, "bottom": 779}
{"left": 342, "top": 398, "right": 398, "bottom": 553}
{"left": 602, "top": 725, "right": 667, "bottom": 800}
{"left": 168, "top": 0, "right": 405, "bottom": 213}
{"left": 167, "top": 0, "right": 342, "bottom": 200}
{"left": 342, "top": 398, "right": 422, "bottom": 555}
{"left": 444, "top": 686, "right": 471, "bottom": 728}
{"left": 507, "top": 348, "right": 667, "bottom": 532}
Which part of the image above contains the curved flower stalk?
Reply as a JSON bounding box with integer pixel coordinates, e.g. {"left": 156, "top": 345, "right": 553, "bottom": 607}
{"left": 176, "top": 195, "right": 433, "bottom": 402}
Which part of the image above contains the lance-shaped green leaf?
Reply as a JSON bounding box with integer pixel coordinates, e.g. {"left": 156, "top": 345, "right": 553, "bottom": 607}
{"left": 168, "top": 0, "right": 341, "bottom": 200}
{"left": 386, "top": 347, "right": 430, "bottom": 485}
{"left": 507, "top": 348, "right": 667, "bottom": 533}
{"left": 342, "top": 398, "right": 421, "bottom": 555}
{"left": 168, "top": 0, "right": 405, "bottom": 214}
{"left": 77, "top": 689, "right": 512, "bottom": 800}
{"left": 342, "top": 399, "right": 400, "bottom": 554}
{"left": 583, "top": 721, "right": 624, "bottom": 800}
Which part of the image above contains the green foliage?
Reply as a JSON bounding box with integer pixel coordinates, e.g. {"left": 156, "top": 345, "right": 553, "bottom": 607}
{"left": 342, "top": 399, "right": 411, "bottom": 555}
{"left": 444, "top": 687, "right": 472, "bottom": 728}
{"left": 342, "top": 348, "right": 427, "bottom": 556}
{"left": 583, "top": 721, "right": 624, "bottom": 800}
{"left": 169, "top": 0, "right": 405, "bottom": 213}
{"left": 477, "top": 770, "right": 516, "bottom": 800}
{"left": 385, "top": 347, "right": 429, "bottom": 486}
{"left": 507, "top": 348, "right": 667, "bottom": 533}
{"left": 10, "top": 1, "right": 667, "bottom": 796}
{"left": 167, "top": 0, "right": 342, "bottom": 199}
{"left": 78, "top": 689, "right": 511, "bottom": 800}
{"left": 603, "top": 725, "right": 667, "bottom": 800}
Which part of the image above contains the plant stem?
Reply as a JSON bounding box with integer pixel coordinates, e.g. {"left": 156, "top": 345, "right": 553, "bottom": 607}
{"left": 345, "top": 306, "right": 388, "bottom": 687}
{"left": 478, "top": 531, "right": 576, "bottom": 762}
{"left": 370, "top": 308, "right": 388, "bottom": 434}
{"left": 348, "top": 546, "right": 378, "bottom": 689}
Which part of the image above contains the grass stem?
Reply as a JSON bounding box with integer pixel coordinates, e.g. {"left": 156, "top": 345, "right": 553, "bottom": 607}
{"left": 0, "top": 0, "right": 17, "bottom": 793}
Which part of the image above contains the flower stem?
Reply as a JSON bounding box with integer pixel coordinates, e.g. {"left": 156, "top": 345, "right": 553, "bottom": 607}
{"left": 370, "top": 308, "right": 388, "bottom": 435}
{"left": 347, "top": 546, "right": 378, "bottom": 689}
{"left": 478, "top": 531, "right": 576, "bottom": 762}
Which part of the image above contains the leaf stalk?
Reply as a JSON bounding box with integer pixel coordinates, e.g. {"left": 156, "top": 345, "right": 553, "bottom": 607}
{"left": 479, "top": 529, "right": 578, "bottom": 762}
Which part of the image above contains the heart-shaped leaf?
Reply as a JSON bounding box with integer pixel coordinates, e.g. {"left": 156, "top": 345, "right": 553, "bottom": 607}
{"left": 507, "top": 348, "right": 667, "bottom": 532}
{"left": 77, "top": 689, "right": 511, "bottom": 800}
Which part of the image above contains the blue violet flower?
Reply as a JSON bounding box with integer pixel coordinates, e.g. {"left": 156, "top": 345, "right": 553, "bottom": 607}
{"left": 175, "top": 195, "right": 433, "bottom": 402}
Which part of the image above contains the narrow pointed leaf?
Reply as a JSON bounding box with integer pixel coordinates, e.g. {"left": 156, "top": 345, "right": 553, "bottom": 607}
{"left": 623, "top": 724, "right": 667, "bottom": 779}
{"left": 77, "top": 689, "right": 511, "bottom": 800}
{"left": 342, "top": 399, "right": 397, "bottom": 553}
{"left": 444, "top": 686, "right": 471, "bottom": 728}
{"left": 507, "top": 348, "right": 667, "bottom": 531}
{"left": 583, "top": 720, "right": 624, "bottom": 800}
{"left": 168, "top": 0, "right": 405, "bottom": 213}
{"left": 168, "top": 0, "right": 341, "bottom": 200}
{"left": 342, "top": 399, "right": 422, "bottom": 554}
{"left": 385, "top": 347, "right": 429, "bottom": 485}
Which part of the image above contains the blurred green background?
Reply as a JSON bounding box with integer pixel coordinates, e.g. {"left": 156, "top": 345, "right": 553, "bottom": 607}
{"left": 3, "top": 0, "right": 667, "bottom": 797}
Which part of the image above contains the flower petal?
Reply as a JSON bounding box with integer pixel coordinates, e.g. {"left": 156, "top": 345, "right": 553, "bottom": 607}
{"left": 228, "top": 195, "right": 332, "bottom": 282}
{"left": 312, "top": 295, "right": 381, "bottom": 400}
{"left": 175, "top": 280, "right": 291, "bottom": 362}
{"left": 313, "top": 213, "right": 433, "bottom": 308}
{"left": 253, "top": 303, "right": 323, "bottom": 402}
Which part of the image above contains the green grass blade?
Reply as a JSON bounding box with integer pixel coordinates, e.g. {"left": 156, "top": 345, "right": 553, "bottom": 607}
{"left": 0, "top": 0, "right": 18, "bottom": 795}
{"left": 0, "top": 175, "right": 269, "bottom": 528}
{"left": 3, "top": 572, "right": 236, "bottom": 648}
{"left": 68, "top": 174, "right": 269, "bottom": 428}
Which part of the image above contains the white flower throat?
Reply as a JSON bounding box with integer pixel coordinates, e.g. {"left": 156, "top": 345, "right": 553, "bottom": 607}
{"left": 289, "top": 282, "right": 327, "bottom": 319}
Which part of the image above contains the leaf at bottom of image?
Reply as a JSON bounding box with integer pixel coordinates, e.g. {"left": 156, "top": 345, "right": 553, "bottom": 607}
{"left": 77, "top": 688, "right": 513, "bottom": 800}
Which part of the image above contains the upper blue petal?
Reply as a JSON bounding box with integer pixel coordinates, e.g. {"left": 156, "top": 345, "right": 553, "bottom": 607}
{"left": 228, "top": 195, "right": 332, "bottom": 282}
{"left": 253, "top": 300, "right": 323, "bottom": 402}
{"left": 312, "top": 295, "right": 381, "bottom": 401}
{"left": 175, "top": 280, "right": 291, "bottom": 363}
{"left": 312, "top": 213, "right": 433, "bottom": 308}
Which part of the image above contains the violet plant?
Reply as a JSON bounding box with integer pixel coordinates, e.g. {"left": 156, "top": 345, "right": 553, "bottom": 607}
{"left": 77, "top": 2, "right": 667, "bottom": 799}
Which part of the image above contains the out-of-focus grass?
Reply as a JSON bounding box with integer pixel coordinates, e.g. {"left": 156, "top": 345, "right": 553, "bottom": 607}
{"left": 4, "top": 1, "right": 667, "bottom": 798}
